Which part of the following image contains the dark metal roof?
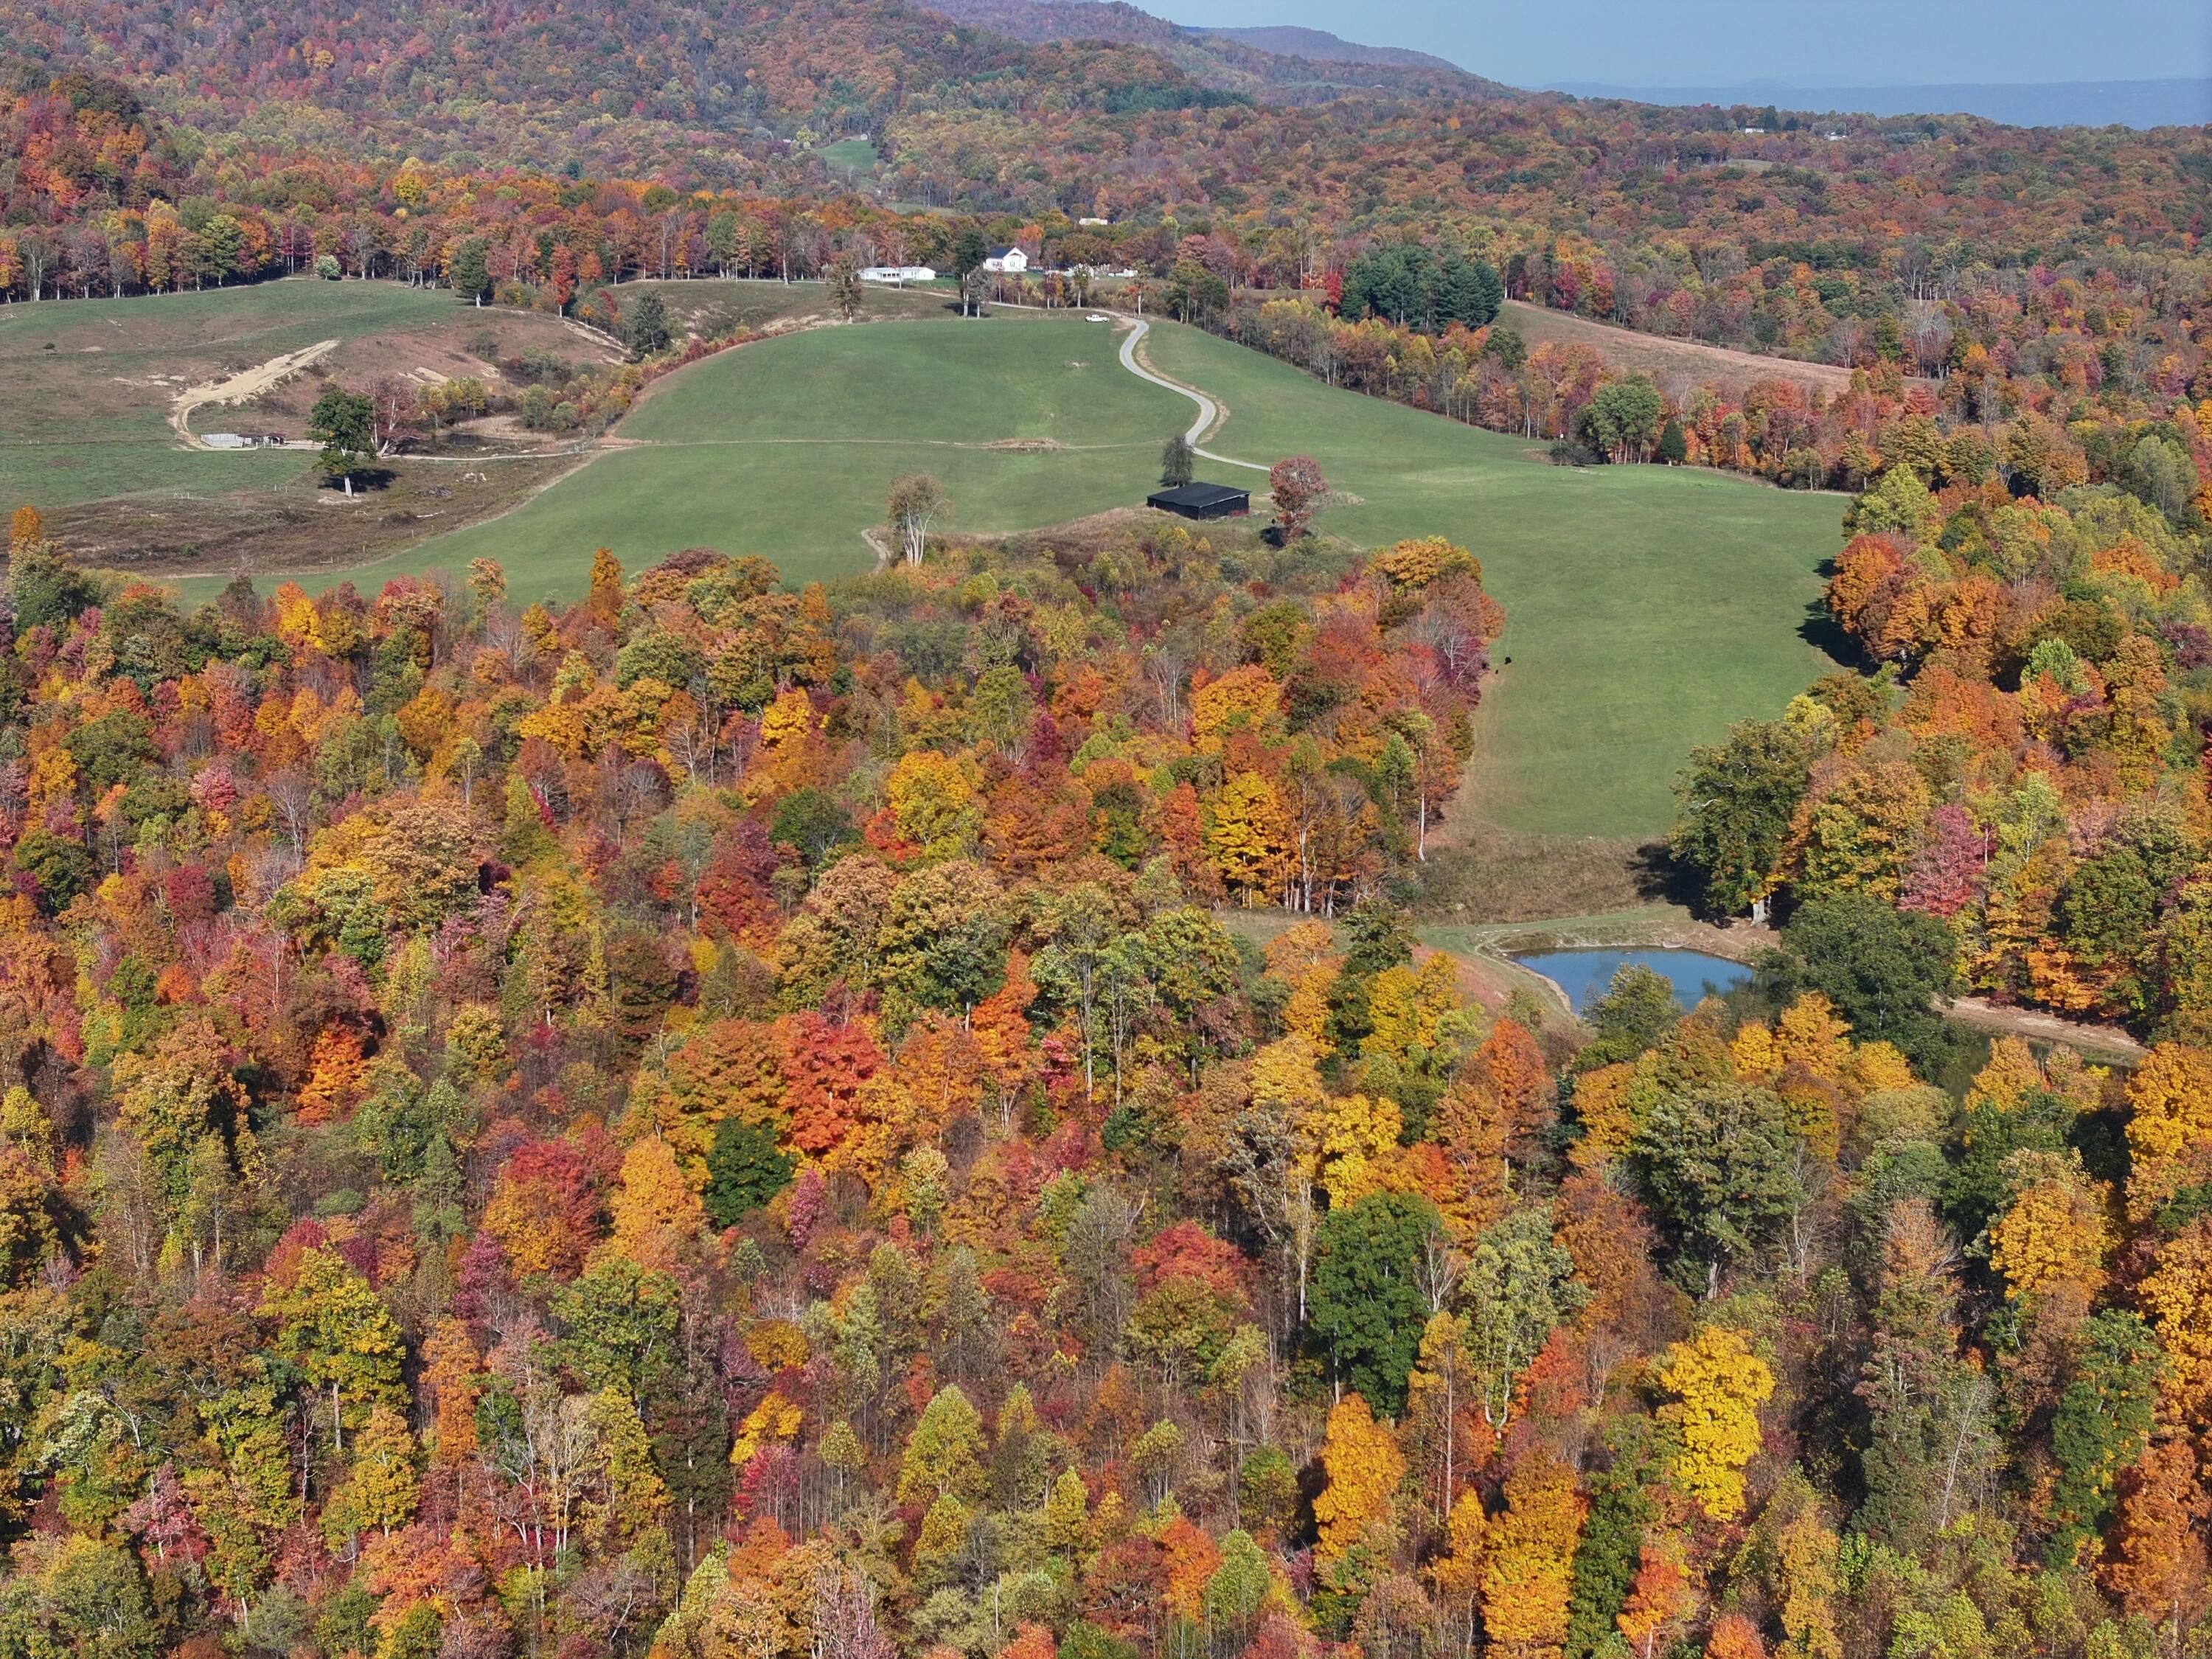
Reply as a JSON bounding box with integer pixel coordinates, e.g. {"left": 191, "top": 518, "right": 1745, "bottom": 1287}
{"left": 1147, "top": 481, "right": 1249, "bottom": 509}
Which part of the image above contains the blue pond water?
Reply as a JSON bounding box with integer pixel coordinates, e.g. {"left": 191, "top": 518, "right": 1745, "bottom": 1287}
{"left": 1511, "top": 947, "right": 1751, "bottom": 1015}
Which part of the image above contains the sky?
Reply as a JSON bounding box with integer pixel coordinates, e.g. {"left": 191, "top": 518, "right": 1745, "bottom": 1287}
{"left": 1184, "top": 0, "right": 2212, "bottom": 90}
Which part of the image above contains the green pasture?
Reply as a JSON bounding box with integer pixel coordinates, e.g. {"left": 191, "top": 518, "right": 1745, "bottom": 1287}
{"left": 394, "top": 308, "right": 1839, "bottom": 835}
{"left": 0, "top": 276, "right": 853, "bottom": 515}
{"left": 1138, "top": 321, "right": 1845, "bottom": 837}
{"left": 817, "top": 139, "right": 880, "bottom": 172}
{"left": 364, "top": 312, "right": 1186, "bottom": 597}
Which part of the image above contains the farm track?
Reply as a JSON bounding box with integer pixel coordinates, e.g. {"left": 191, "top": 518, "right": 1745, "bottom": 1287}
{"left": 1113, "top": 316, "right": 1268, "bottom": 473}
{"left": 170, "top": 339, "right": 338, "bottom": 444}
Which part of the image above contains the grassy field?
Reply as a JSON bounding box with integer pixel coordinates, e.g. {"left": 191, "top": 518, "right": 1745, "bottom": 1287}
{"left": 322, "top": 311, "right": 1190, "bottom": 599}
{"left": 1136, "top": 319, "right": 1844, "bottom": 837}
{"left": 1495, "top": 299, "right": 1860, "bottom": 397}
{"left": 4, "top": 276, "right": 939, "bottom": 580}
{"left": 0, "top": 279, "right": 488, "bottom": 509}
{"left": 816, "top": 139, "right": 880, "bottom": 173}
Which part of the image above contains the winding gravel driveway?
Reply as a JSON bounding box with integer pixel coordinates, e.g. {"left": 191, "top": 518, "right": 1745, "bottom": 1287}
{"left": 1114, "top": 316, "right": 1269, "bottom": 474}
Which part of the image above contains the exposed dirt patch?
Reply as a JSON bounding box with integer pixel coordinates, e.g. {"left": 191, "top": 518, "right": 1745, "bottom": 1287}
{"left": 1947, "top": 998, "right": 2144, "bottom": 1061}
{"left": 171, "top": 340, "right": 338, "bottom": 442}
{"left": 987, "top": 437, "right": 1068, "bottom": 453}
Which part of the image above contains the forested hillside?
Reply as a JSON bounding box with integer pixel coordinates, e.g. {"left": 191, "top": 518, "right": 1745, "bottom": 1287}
{"left": 6, "top": 8, "right": 2212, "bottom": 1656}
{"left": 1671, "top": 422, "right": 2212, "bottom": 1029}
{"left": 0, "top": 0, "right": 1237, "bottom": 173}
{"left": 6, "top": 498, "right": 2212, "bottom": 1659}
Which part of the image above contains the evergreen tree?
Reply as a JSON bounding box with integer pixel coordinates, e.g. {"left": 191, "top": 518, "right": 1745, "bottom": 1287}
{"left": 1565, "top": 1427, "right": 1657, "bottom": 1659}
{"left": 701, "top": 1117, "right": 796, "bottom": 1226}
{"left": 448, "top": 236, "right": 492, "bottom": 304}
{"left": 2050, "top": 1311, "right": 2163, "bottom": 1559}
{"left": 623, "top": 289, "right": 672, "bottom": 358}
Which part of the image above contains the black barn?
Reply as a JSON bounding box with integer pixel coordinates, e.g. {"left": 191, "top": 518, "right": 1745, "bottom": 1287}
{"left": 1147, "top": 481, "right": 1250, "bottom": 520}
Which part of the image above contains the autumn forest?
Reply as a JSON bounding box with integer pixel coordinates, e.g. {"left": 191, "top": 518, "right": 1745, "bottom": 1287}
{"left": 4, "top": 3, "right": 2212, "bottom": 1659}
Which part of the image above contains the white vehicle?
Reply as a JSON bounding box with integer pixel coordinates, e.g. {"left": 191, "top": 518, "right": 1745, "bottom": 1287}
{"left": 1085, "top": 313, "right": 1110, "bottom": 322}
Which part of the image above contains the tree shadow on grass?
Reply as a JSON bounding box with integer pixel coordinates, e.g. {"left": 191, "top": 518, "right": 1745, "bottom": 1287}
{"left": 321, "top": 467, "right": 398, "bottom": 494}
{"left": 1798, "top": 596, "right": 1853, "bottom": 664}
{"left": 1630, "top": 840, "right": 1707, "bottom": 911}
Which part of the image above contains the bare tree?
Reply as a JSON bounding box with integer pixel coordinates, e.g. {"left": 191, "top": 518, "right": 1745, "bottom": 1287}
{"left": 266, "top": 771, "right": 315, "bottom": 858}
{"left": 366, "top": 375, "right": 419, "bottom": 456}
{"left": 886, "top": 473, "right": 947, "bottom": 566}
{"left": 813, "top": 1566, "right": 894, "bottom": 1659}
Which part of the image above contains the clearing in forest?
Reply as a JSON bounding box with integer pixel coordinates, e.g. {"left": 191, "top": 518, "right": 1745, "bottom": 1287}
{"left": 1133, "top": 320, "right": 1844, "bottom": 839}
{"left": 276, "top": 310, "right": 1840, "bottom": 839}
{"left": 1496, "top": 299, "right": 1874, "bottom": 398}
{"left": 342, "top": 310, "right": 1194, "bottom": 598}
{"left": 169, "top": 338, "right": 340, "bottom": 443}
{"left": 27, "top": 288, "right": 1843, "bottom": 842}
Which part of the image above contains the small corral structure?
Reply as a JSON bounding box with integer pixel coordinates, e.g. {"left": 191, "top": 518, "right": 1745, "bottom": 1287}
{"left": 1147, "top": 481, "right": 1250, "bottom": 520}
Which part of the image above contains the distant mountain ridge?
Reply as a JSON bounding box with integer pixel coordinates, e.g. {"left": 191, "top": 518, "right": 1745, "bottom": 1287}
{"left": 912, "top": 0, "right": 1512, "bottom": 102}
{"left": 1550, "top": 77, "right": 2211, "bottom": 129}
{"left": 1194, "top": 24, "right": 1467, "bottom": 74}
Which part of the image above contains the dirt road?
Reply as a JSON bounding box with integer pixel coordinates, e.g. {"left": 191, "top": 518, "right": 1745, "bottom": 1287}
{"left": 170, "top": 339, "right": 338, "bottom": 445}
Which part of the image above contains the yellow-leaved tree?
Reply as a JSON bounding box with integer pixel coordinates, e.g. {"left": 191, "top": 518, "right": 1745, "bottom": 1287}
{"left": 1308, "top": 1091, "right": 1404, "bottom": 1206}
{"left": 885, "top": 749, "right": 984, "bottom": 860}
{"left": 1657, "top": 1325, "right": 1775, "bottom": 1520}
{"left": 2125, "top": 1043, "right": 2212, "bottom": 1221}
{"left": 2138, "top": 1217, "right": 2212, "bottom": 1424}
{"left": 1313, "top": 1392, "right": 1405, "bottom": 1562}
{"left": 1265, "top": 921, "right": 1342, "bottom": 1054}
{"left": 1480, "top": 1446, "right": 1585, "bottom": 1659}
{"left": 1427, "top": 1486, "right": 1486, "bottom": 1655}
{"left": 1206, "top": 771, "right": 1287, "bottom": 902}
{"left": 1986, "top": 1149, "right": 2112, "bottom": 1303}
{"left": 609, "top": 1134, "right": 706, "bottom": 1268}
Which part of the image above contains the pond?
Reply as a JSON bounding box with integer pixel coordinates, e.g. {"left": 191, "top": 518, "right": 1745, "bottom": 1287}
{"left": 1511, "top": 947, "right": 1752, "bottom": 1015}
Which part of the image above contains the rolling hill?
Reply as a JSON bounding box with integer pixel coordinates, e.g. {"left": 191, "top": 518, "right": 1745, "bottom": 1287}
{"left": 911, "top": 0, "right": 1513, "bottom": 101}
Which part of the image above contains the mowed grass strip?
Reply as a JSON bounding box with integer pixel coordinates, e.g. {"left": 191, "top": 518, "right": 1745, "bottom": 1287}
{"left": 388, "top": 313, "right": 1190, "bottom": 594}
{"left": 1136, "top": 319, "right": 1844, "bottom": 838}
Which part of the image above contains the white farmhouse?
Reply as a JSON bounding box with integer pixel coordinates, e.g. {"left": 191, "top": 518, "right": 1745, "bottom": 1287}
{"left": 981, "top": 246, "right": 1029, "bottom": 274}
